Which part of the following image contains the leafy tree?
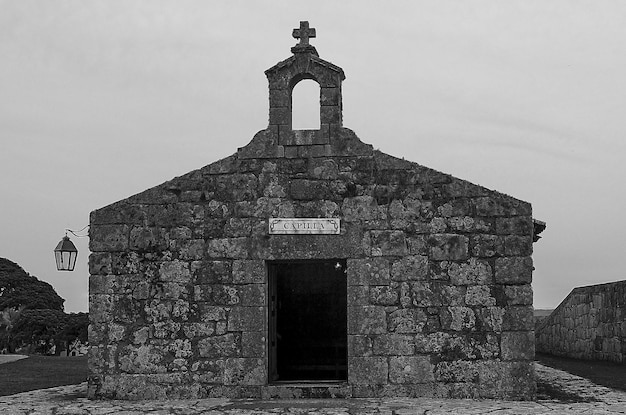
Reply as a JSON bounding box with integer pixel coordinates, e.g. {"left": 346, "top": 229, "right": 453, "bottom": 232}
{"left": 0, "top": 258, "right": 72, "bottom": 353}
{"left": 0, "top": 306, "right": 24, "bottom": 353}
{"left": 60, "top": 312, "right": 89, "bottom": 343}
{"left": 0, "top": 258, "right": 65, "bottom": 311}
{"left": 7, "top": 310, "right": 89, "bottom": 354}
{"left": 11, "top": 309, "right": 66, "bottom": 351}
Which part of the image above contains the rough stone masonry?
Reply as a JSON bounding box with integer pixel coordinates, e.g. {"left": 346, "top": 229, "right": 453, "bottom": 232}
{"left": 88, "top": 21, "right": 543, "bottom": 400}
{"left": 536, "top": 280, "right": 625, "bottom": 363}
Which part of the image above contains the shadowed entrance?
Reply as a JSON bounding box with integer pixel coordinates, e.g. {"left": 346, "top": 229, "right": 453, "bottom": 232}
{"left": 269, "top": 259, "right": 347, "bottom": 382}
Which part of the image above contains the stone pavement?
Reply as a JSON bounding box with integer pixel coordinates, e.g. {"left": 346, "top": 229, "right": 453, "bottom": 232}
{"left": 0, "top": 364, "right": 624, "bottom": 414}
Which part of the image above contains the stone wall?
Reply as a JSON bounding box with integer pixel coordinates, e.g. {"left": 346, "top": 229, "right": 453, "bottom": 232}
{"left": 536, "top": 281, "right": 626, "bottom": 363}
{"left": 88, "top": 33, "right": 537, "bottom": 400}
{"left": 88, "top": 145, "right": 536, "bottom": 400}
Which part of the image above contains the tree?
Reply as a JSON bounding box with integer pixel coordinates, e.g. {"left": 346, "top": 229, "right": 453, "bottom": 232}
{"left": 0, "top": 258, "right": 68, "bottom": 353}
{"left": 10, "top": 309, "right": 66, "bottom": 353}
{"left": 0, "top": 258, "right": 65, "bottom": 311}
{"left": 0, "top": 306, "right": 24, "bottom": 353}
{"left": 60, "top": 312, "right": 89, "bottom": 343}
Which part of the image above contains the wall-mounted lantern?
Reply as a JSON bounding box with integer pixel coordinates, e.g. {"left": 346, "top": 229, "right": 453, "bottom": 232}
{"left": 53, "top": 226, "right": 88, "bottom": 271}
{"left": 54, "top": 234, "right": 78, "bottom": 271}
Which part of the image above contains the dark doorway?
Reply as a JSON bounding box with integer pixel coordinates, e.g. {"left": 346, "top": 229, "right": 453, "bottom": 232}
{"left": 268, "top": 259, "right": 347, "bottom": 382}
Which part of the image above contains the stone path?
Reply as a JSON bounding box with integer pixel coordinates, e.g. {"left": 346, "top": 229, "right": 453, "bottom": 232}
{"left": 0, "top": 364, "right": 624, "bottom": 414}
{"left": 0, "top": 355, "right": 27, "bottom": 365}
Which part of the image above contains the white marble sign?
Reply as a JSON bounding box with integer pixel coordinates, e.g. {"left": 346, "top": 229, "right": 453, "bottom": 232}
{"left": 268, "top": 218, "right": 340, "bottom": 235}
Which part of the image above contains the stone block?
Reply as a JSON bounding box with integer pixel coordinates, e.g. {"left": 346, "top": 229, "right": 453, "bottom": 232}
{"left": 178, "top": 239, "right": 205, "bottom": 260}
{"left": 372, "top": 334, "right": 415, "bottom": 356}
{"left": 502, "top": 306, "right": 534, "bottom": 331}
{"left": 391, "top": 256, "right": 429, "bottom": 281}
{"left": 504, "top": 236, "right": 533, "bottom": 256}
{"left": 348, "top": 335, "right": 373, "bottom": 357}
{"left": 428, "top": 234, "right": 469, "bottom": 260}
{"left": 407, "top": 235, "right": 428, "bottom": 255}
{"left": 475, "top": 307, "right": 505, "bottom": 332}
{"left": 320, "top": 87, "right": 340, "bottom": 106}
{"left": 289, "top": 179, "right": 331, "bottom": 200}
{"left": 118, "top": 344, "right": 167, "bottom": 374}
{"left": 389, "top": 356, "right": 434, "bottom": 384}
{"left": 470, "top": 235, "right": 505, "bottom": 258}
{"left": 89, "top": 294, "right": 113, "bottom": 324}
{"left": 159, "top": 260, "right": 191, "bottom": 283}
{"left": 414, "top": 332, "right": 450, "bottom": 354}
{"left": 496, "top": 216, "right": 533, "bottom": 235}
{"left": 441, "top": 307, "right": 476, "bottom": 332}
{"left": 412, "top": 282, "right": 465, "bottom": 307}
{"left": 90, "top": 203, "right": 146, "bottom": 225}
{"left": 89, "top": 253, "right": 112, "bottom": 275}
{"left": 348, "top": 285, "right": 370, "bottom": 306}
{"left": 224, "top": 218, "right": 254, "bottom": 237}
{"left": 198, "top": 333, "right": 241, "bottom": 358}
{"left": 191, "top": 359, "right": 225, "bottom": 383}
{"left": 434, "top": 360, "right": 480, "bottom": 383}
{"left": 89, "top": 225, "right": 129, "bottom": 252}
{"left": 269, "top": 107, "right": 290, "bottom": 125}
{"left": 284, "top": 146, "right": 298, "bottom": 158}
{"left": 193, "top": 261, "right": 232, "bottom": 284}
{"left": 348, "top": 357, "right": 388, "bottom": 385}
{"left": 447, "top": 216, "right": 493, "bottom": 233}
{"left": 320, "top": 105, "right": 341, "bottom": 124}
{"left": 129, "top": 227, "right": 167, "bottom": 251}
{"left": 182, "top": 322, "right": 215, "bottom": 339}
{"left": 370, "top": 286, "right": 399, "bottom": 306}
{"left": 368, "top": 230, "right": 408, "bottom": 256}
{"left": 227, "top": 306, "right": 266, "bottom": 332}
{"left": 436, "top": 199, "right": 472, "bottom": 217}
{"left": 198, "top": 305, "right": 228, "bottom": 323}
{"left": 465, "top": 285, "right": 496, "bottom": 306}
{"left": 474, "top": 197, "right": 531, "bottom": 217}
{"left": 269, "top": 88, "right": 289, "bottom": 108}
{"left": 342, "top": 196, "right": 386, "bottom": 222}
{"left": 232, "top": 260, "right": 265, "bottom": 284}
{"left": 239, "top": 284, "right": 266, "bottom": 306}
{"left": 308, "top": 158, "right": 339, "bottom": 179}
{"left": 347, "top": 258, "right": 390, "bottom": 286}
{"left": 501, "top": 331, "right": 535, "bottom": 360}
{"left": 447, "top": 258, "right": 492, "bottom": 285}
{"left": 207, "top": 238, "right": 250, "bottom": 259}
{"left": 494, "top": 257, "right": 532, "bottom": 284}
{"left": 223, "top": 358, "right": 266, "bottom": 386}
{"left": 388, "top": 308, "right": 427, "bottom": 334}
{"left": 210, "top": 285, "right": 241, "bottom": 306}
{"left": 348, "top": 306, "right": 387, "bottom": 335}
{"left": 502, "top": 285, "right": 533, "bottom": 305}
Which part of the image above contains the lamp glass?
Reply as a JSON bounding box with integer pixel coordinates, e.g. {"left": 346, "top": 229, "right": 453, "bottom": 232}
{"left": 54, "top": 236, "right": 78, "bottom": 271}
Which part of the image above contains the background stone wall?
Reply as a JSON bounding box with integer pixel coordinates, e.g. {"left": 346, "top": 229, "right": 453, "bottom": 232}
{"left": 536, "top": 281, "right": 626, "bottom": 363}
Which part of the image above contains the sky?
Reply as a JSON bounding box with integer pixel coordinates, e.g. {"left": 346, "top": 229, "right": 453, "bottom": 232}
{"left": 1, "top": 1, "right": 625, "bottom": 312}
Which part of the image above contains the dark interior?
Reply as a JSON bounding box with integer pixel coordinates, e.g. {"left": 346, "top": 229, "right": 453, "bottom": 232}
{"left": 270, "top": 259, "right": 347, "bottom": 382}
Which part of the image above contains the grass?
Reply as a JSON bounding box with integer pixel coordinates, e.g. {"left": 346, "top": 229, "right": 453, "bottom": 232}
{"left": 0, "top": 355, "right": 89, "bottom": 396}
{"left": 536, "top": 353, "right": 626, "bottom": 393}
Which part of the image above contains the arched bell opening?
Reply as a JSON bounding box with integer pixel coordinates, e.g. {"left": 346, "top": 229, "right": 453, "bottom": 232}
{"left": 290, "top": 77, "right": 321, "bottom": 131}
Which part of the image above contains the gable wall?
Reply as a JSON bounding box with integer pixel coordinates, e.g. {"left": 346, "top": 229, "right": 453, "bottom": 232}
{"left": 88, "top": 144, "right": 536, "bottom": 400}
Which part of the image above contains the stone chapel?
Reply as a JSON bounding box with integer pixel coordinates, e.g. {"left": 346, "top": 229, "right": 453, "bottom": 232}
{"left": 88, "top": 22, "right": 544, "bottom": 400}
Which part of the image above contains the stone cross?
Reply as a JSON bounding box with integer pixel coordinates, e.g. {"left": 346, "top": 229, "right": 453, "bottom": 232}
{"left": 293, "top": 21, "right": 316, "bottom": 46}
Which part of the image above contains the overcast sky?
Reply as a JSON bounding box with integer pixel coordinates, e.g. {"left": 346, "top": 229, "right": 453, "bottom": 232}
{"left": 1, "top": 1, "right": 625, "bottom": 312}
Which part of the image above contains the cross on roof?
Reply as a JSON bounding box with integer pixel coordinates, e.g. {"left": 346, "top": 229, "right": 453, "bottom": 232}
{"left": 293, "top": 21, "right": 316, "bottom": 46}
